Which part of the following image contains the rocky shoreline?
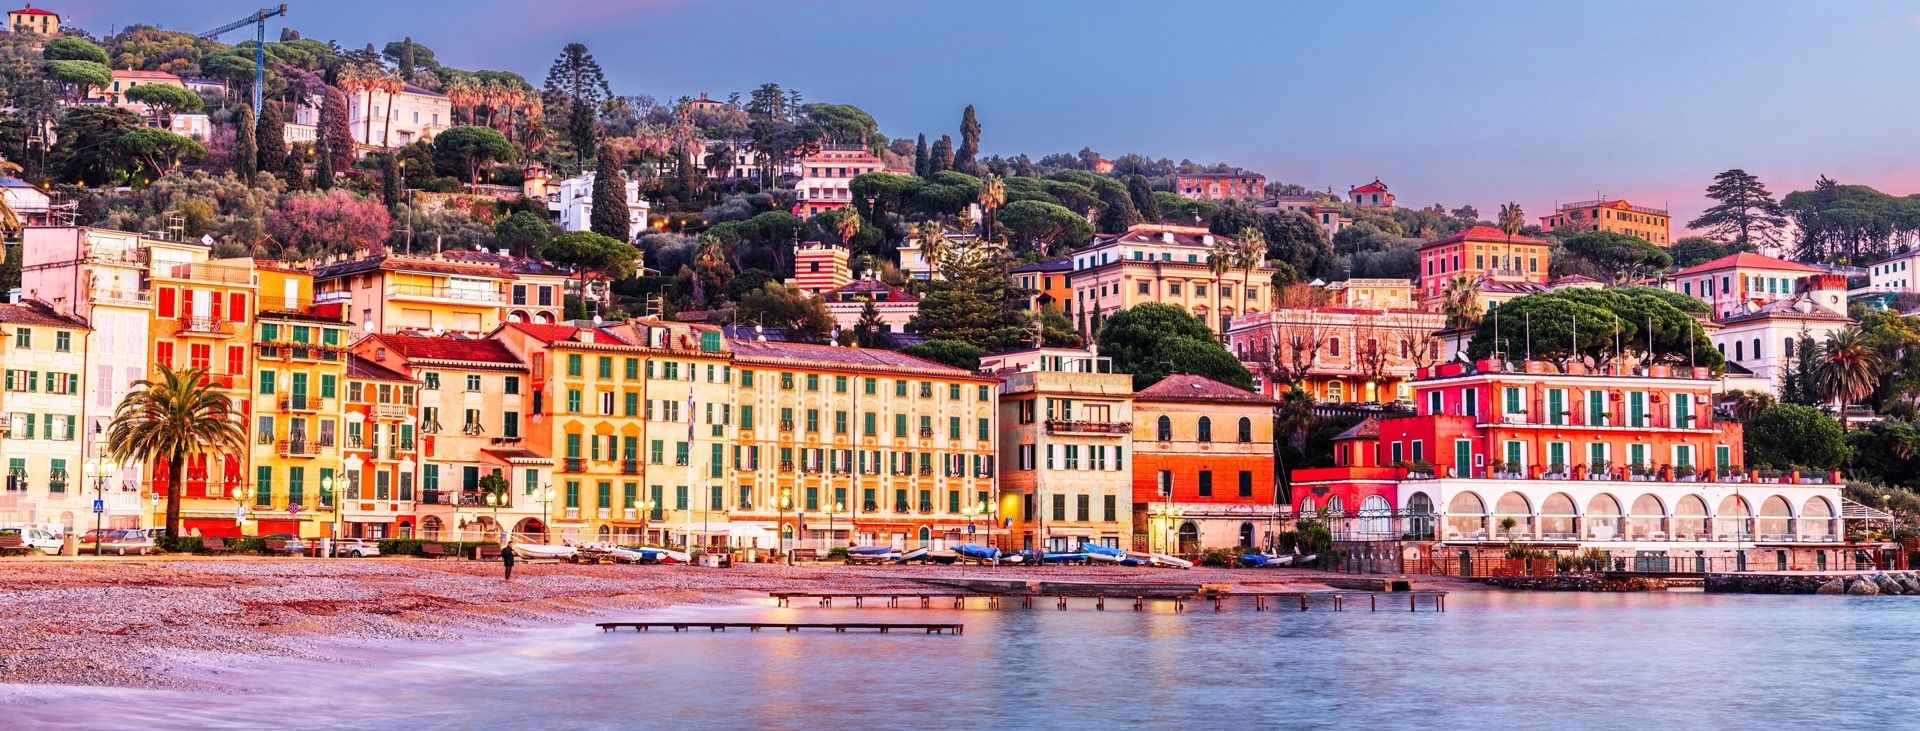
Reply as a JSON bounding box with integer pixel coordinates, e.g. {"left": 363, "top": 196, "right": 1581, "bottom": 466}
{"left": 1480, "top": 575, "right": 1670, "bottom": 592}
{"left": 0, "top": 557, "right": 1435, "bottom": 690}
{"left": 1705, "top": 571, "right": 1920, "bottom": 595}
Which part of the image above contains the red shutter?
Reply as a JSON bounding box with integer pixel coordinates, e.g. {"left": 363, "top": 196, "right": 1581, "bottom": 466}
{"left": 157, "top": 288, "right": 175, "bottom": 318}
{"left": 155, "top": 341, "right": 174, "bottom": 368}
{"left": 227, "top": 346, "right": 244, "bottom": 375}
{"left": 229, "top": 293, "right": 246, "bottom": 323}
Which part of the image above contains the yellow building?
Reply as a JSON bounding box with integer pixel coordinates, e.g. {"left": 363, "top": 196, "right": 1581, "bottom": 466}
{"left": 7, "top": 5, "right": 58, "bottom": 35}
{"left": 0, "top": 302, "right": 96, "bottom": 533}
{"left": 146, "top": 245, "right": 257, "bottom": 536}
{"left": 602, "top": 319, "right": 735, "bottom": 546}
{"left": 492, "top": 322, "right": 651, "bottom": 543}
{"left": 995, "top": 352, "right": 1134, "bottom": 552}
{"left": 1327, "top": 278, "right": 1413, "bottom": 309}
{"left": 1540, "top": 199, "right": 1671, "bottom": 245}
{"left": 728, "top": 338, "right": 1000, "bottom": 554}
{"left": 313, "top": 254, "right": 511, "bottom": 335}
{"left": 250, "top": 263, "right": 351, "bottom": 540}
{"left": 1069, "top": 224, "right": 1277, "bottom": 338}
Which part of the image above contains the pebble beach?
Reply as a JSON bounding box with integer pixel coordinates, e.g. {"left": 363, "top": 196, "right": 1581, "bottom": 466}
{"left": 0, "top": 557, "right": 1424, "bottom": 691}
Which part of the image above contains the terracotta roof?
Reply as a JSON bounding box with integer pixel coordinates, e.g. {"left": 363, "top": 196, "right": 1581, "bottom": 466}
{"left": 439, "top": 249, "right": 572, "bottom": 277}
{"left": 1132, "top": 374, "right": 1274, "bottom": 404}
{"left": 11, "top": 7, "right": 55, "bottom": 16}
{"left": 1420, "top": 226, "right": 1547, "bottom": 249}
{"left": 373, "top": 331, "right": 525, "bottom": 367}
{"left": 727, "top": 339, "right": 982, "bottom": 378}
{"left": 1716, "top": 298, "right": 1851, "bottom": 324}
{"left": 1349, "top": 179, "right": 1388, "bottom": 193}
{"left": 1332, "top": 418, "right": 1380, "bottom": 441}
{"left": 1178, "top": 172, "right": 1262, "bottom": 179}
{"left": 312, "top": 255, "right": 514, "bottom": 281}
{"left": 481, "top": 448, "right": 550, "bottom": 464}
{"left": 1670, "top": 253, "right": 1825, "bottom": 278}
{"left": 1090, "top": 224, "right": 1236, "bottom": 249}
{"left": 500, "top": 322, "right": 586, "bottom": 344}
{"left": 825, "top": 278, "right": 918, "bottom": 304}
{"left": 113, "top": 70, "right": 181, "bottom": 82}
{"left": 0, "top": 301, "right": 88, "bottom": 330}
{"left": 1011, "top": 258, "right": 1074, "bottom": 274}
{"left": 346, "top": 354, "right": 414, "bottom": 382}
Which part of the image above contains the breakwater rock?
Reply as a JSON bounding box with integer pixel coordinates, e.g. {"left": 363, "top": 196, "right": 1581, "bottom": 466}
{"left": 1483, "top": 575, "right": 1668, "bottom": 592}
{"left": 1706, "top": 572, "right": 1920, "bottom": 595}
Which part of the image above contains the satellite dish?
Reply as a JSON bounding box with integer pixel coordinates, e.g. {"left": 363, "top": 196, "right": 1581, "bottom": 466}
{"left": 201, "top": 234, "right": 215, "bottom": 246}
{"left": 431, "top": 323, "right": 444, "bottom": 335}
{"left": 361, "top": 320, "right": 374, "bottom": 333}
{"left": 592, "top": 315, "right": 603, "bottom": 325}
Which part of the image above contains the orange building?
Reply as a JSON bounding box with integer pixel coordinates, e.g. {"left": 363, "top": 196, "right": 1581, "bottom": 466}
{"left": 1417, "top": 226, "right": 1551, "bottom": 303}
{"left": 1176, "top": 173, "right": 1266, "bottom": 202}
{"left": 1011, "top": 258, "right": 1073, "bottom": 316}
{"left": 148, "top": 248, "right": 256, "bottom": 534}
{"left": 1129, "top": 375, "right": 1278, "bottom": 553}
{"left": 1540, "top": 199, "right": 1671, "bottom": 245}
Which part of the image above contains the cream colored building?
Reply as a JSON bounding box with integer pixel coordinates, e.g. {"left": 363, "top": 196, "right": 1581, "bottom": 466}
{"left": 0, "top": 303, "right": 100, "bottom": 533}
{"left": 348, "top": 84, "right": 452, "bottom": 150}
{"left": 313, "top": 255, "right": 511, "bottom": 335}
{"left": 997, "top": 353, "right": 1135, "bottom": 552}
{"left": 1068, "top": 224, "right": 1276, "bottom": 338}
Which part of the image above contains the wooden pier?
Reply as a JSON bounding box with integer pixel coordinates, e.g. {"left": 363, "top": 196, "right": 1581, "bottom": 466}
{"left": 770, "top": 590, "right": 1445, "bottom": 612}
{"left": 597, "top": 621, "right": 963, "bottom": 634}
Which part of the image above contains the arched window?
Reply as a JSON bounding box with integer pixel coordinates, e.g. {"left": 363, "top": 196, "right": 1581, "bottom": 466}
{"left": 1237, "top": 417, "right": 1252, "bottom": 442}
{"left": 1734, "top": 341, "right": 1743, "bottom": 361}
{"left": 1752, "top": 338, "right": 1761, "bottom": 359}
{"left": 1327, "top": 381, "right": 1345, "bottom": 402}
{"left": 1156, "top": 415, "right": 1172, "bottom": 442}
{"left": 1197, "top": 416, "right": 1212, "bottom": 442}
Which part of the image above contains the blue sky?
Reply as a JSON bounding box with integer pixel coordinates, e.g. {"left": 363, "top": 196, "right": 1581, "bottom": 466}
{"left": 83, "top": 0, "right": 1920, "bottom": 229}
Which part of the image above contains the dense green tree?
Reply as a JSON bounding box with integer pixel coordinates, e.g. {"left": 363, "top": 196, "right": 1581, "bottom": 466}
{"left": 311, "top": 138, "right": 335, "bottom": 190}
{"left": 433, "top": 125, "right": 516, "bottom": 192}
{"left": 1096, "top": 184, "right": 1140, "bottom": 234}
{"left": 1558, "top": 230, "right": 1673, "bottom": 285}
{"left": 543, "top": 230, "right": 637, "bottom": 280}
{"left": 543, "top": 42, "right": 612, "bottom": 167}
{"left": 1745, "top": 403, "right": 1849, "bottom": 471}
{"left": 852, "top": 298, "right": 894, "bottom": 349}
{"left": 1097, "top": 303, "right": 1253, "bottom": 390}
{"left": 954, "top": 105, "right": 980, "bottom": 174}
{"left": 1156, "top": 191, "right": 1219, "bottom": 225}
{"left": 255, "top": 103, "right": 287, "bottom": 175}
{"left": 1781, "top": 176, "right": 1902, "bottom": 264}
{"left": 737, "top": 282, "right": 834, "bottom": 342}
{"left": 117, "top": 128, "right": 206, "bottom": 183}
{"left": 909, "top": 235, "right": 1029, "bottom": 350}
{"left": 726, "top": 268, "right": 780, "bottom": 301}
{"left": 1465, "top": 288, "right": 1722, "bottom": 371}
{"left": 52, "top": 106, "right": 145, "bottom": 186}
{"left": 913, "top": 134, "right": 929, "bottom": 178}
{"left": 493, "top": 211, "right": 554, "bottom": 257}
{"left": 931, "top": 134, "right": 954, "bottom": 173}
{"left": 1817, "top": 326, "right": 1886, "bottom": 432}
{"left": 591, "top": 147, "right": 631, "bottom": 241}
{"left": 900, "top": 339, "right": 984, "bottom": 371}
{"left": 803, "top": 103, "right": 882, "bottom": 152}
{"left": 1845, "top": 418, "right": 1920, "bottom": 489}
{"left": 319, "top": 87, "right": 353, "bottom": 175}
{"left": 1126, "top": 174, "right": 1162, "bottom": 223}
{"left": 44, "top": 59, "right": 111, "bottom": 101}
{"left": 44, "top": 37, "right": 109, "bottom": 64}
{"left": 380, "top": 151, "right": 401, "bottom": 210}
{"left": 1689, "top": 169, "right": 1787, "bottom": 250}
{"left": 1782, "top": 333, "right": 1824, "bottom": 406}
{"left": 233, "top": 104, "right": 259, "bottom": 185}
{"left": 996, "top": 200, "right": 1093, "bottom": 255}
{"left": 913, "top": 170, "right": 981, "bottom": 219}
{"left": 1668, "top": 236, "right": 1743, "bottom": 268}
{"left": 123, "top": 83, "right": 202, "bottom": 124}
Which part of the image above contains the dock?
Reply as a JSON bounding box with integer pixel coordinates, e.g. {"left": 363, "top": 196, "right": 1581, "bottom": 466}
{"left": 597, "top": 621, "right": 963, "bottom": 634}
{"left": 770, "top": 590, "right": 1445, "bottom": 612}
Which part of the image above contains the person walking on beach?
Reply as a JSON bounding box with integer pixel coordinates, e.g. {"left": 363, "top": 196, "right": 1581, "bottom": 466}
{"left": 502, "top": 539, "right": 516, "bottom": 582}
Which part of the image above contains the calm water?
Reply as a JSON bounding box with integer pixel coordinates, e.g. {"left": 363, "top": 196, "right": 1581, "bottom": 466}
{"left": 6, "top": 590, "right": 1920, "bottom": 730}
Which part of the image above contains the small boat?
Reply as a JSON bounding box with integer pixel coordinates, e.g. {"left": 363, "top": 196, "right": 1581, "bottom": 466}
{"left": 927, "top": 550, "right": 959, "bottom": 565}
{"left": 953, "top": 543, "right": 1001, "bottom": 563}
{"left": 1086, "top": 551, "right": 1124, "bottom": 564}
{"left": 845, "top": 546, "right": 895, "bottom": 563}
{"left": 893, "top": 546, "right": 929, "bottom": 563}
{"left": 999, "top": 553, "right": 1025, "bottom": 564}
{"left": 1118, "top": 558, "right": 1145, "bottom": 567}
{"left": 1081, "top": 542, "right": 1127, "bottom": 559}
{"left": 1147, "top": 553, "right": 1193, "bottom": 569}
{"left": 1239, "top": 553, "right": 1294, "bottom": 568}
{"left": 1294, "top": 553, "right": 1317, "bottom": 567}
{"left": 1041, "top": 552, "right": 1089, "bottom": 563}
{"left": 512, "top": 543, "right": 579, "bottom": 560}
{"left": 651, "top": 548, "right": 691, "bottom": 564}
{"left": 606, "top": 546, "right": 650, "bottom": 563}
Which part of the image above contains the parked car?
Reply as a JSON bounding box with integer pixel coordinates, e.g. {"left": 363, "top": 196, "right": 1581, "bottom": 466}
{"left": 77, "top": 529, "right": 155, "bottom": 556}
{"left": 261, "top": 533, "right": 311, "bottom": 555}
{"left": 0, "top": 526, "right": 63, "bottom": 553}
{"left": 330, "top": 538, "right": 381, "bottom": 558}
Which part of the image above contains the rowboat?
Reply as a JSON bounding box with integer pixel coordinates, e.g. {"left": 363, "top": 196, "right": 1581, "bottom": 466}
{"left": 512, "top": 543, "right": 578, "bottom": 560}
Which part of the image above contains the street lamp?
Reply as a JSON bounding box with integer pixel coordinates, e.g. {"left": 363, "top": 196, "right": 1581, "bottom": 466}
{"left": 231, "top": 482, "right": 256, "bottom": 535}
{"left": 84, "top": 458, "right": 113, "bottom": 556}
{"left": 485, "top": 492, "right": 504, "bottom": 542}
{"left": 537, "top": 483, "right": 556, "bottom": 545}
{"left": 777, "top": 488, "right": 794, "bottom": 565}
{"left": 825, "top": 500, "right": 844, "bottom": 554}
{"left": 638, "top": 498, "right": 657, "bottom": 545}
{"left": 319, "top": 470, "right": 342, "bottom": 557}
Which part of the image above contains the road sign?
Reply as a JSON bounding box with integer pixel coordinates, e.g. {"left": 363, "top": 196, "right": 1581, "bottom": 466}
{"left": 966, "top": 523, "right": 976, "bottom": 535}
{"left": 92, "top": 499, "right": 104, "bottom": 514}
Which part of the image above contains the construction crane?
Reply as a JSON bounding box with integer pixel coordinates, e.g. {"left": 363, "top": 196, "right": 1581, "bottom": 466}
{"left": 199, "top": 4, "right": 288, "bottom": 114}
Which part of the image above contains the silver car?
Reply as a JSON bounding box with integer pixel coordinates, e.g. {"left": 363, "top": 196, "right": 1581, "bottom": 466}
{"left": 330, "top": 538, "right": 381, "bottom": 557}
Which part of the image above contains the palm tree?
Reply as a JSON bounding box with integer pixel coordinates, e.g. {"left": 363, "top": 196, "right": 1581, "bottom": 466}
{"left": 978, "top": 173, "right": 1006, "bottom": 241}
{"left": 914, "top": 222, "right": 949, "bottom": 275}
{"left": 338, "top": 64, "right": 371, "bottom": 145}
{"left": 1441, "top": 274, "right": 1483, "bottom": 330}
{"left": 104, "top": 366, "right": 247, "bottom": 539}
{"left": 1207, "top": 234, "right": 1233, "bottom": 332}
{"left": 835, "top": 209, "right": 863, "bottom": 247}
{"left": 1723, "top": 389, "right": 1775, "bottom": 422}
{"left": 1817, "top": 326, "right": 1886, "bottom": 432}
{"left": 1234, "top": 226, "right": 1267, "bottom": 314}
{"left": 1498, "top": 202, "right": 1524, "bottom": 239}
{"left": 379, "top": 72, "right": 405, "bottom": 147}
{"left": 1276, "top": 386, "right": 1316, "bottom": 455}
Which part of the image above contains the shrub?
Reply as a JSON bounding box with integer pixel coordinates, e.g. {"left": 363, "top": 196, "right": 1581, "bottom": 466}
{"left": 158, "top": 536, "right": 203, "bottom": 553}
{"left": 379, "top": 538, "right": 430, "bottom": 556}
{"left": 226, "top": 537, "right": 267, "bottom": 554}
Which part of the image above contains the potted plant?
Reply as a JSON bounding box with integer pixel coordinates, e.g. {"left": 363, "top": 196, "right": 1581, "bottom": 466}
{"left": 1588, "top": 459, "right": 1612, "bottom": 479}
{"left": 1675, "top": 464, "right": 1697, "bottom": 481}
{"left": 1546, "top": 461, "right": 1568, "bottom": 478}
{"left": 1408, "top": 459, "right": 1434, "bottom": 478}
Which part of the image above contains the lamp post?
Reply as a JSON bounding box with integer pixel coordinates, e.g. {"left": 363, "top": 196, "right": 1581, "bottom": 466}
{"left": 319, "top": 471, "right": 339, "bottom": 557}
{"left": 84, "top": 458, "right": 113, "bottom": 556}
{"left": 638, "top": 498, "right": 657, "bottom": 545}
{"left": 777, "top": 488, "right": 794, "bottom": 565}
{"left": 537, "top": 483, "right": 555, "bottom": 545}
{"left": 485, "top": 492, "right": 503, "bottom": 542}
{"left": 825, "top": 500, "right": 844, "bottom": 554}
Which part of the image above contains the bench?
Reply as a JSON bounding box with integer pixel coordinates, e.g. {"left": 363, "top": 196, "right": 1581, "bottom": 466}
{"left": 420, "top": 543, "right": 450, "bottom": 559}
{"left": 790, "top": 549, "right": 821, "bottom": 562}
{"left": 474, "top": 544, "right": 502, "bottom": 561}
{"left": 201, "top": 537, "right": 234, "bottom": 554}
{"left": 263, "top": 539, "right": 293, "bottom": 555}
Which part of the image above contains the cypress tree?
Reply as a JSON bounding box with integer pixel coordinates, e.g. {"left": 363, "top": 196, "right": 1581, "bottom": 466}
{"left": 590, "top": 147, "right": 631, "bottom": 242}
{"left": 256, "top": 103, "right": 285, "bottom": 175}
{"left": 914, "top": 134, "right": 929, "bottom": 179}
{"left": 1127, "top": 174, "right": 1162, "bottom": 223}
{"left": 232, "top": 103, "right": 257, "bottom": 185}
{"left": 282, "top": 143, "right": 309, "bottom": 192}
{"left": 319, "top": 87, "right": 353, "bottom": 175}
{"left": 955, "top": 105, "right": 979, "bottom": 174}
{"left": 931, "top": 135, "right": 954, "bottom": 173}
{"left": 383, "top": 153, "right": 402, "bottom": 210}
{"left": 312, "top": 138, "right": 335, "bottom": 190}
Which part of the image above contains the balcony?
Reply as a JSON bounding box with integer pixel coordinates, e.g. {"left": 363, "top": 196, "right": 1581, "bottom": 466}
{"left": 780, "top": 461, "right": 795, "bottom": 472}
{"left": 462, "top": 423, "right": 485, "bottom": 436}
{"left": 374, "top": 404, "right": 410, "bottom": 420}
{"left": 621, "top": 459, "right": 639, "bottom": 475}
{"left": 279, "top": 395, "right": 318, "bottom": 413}
{"left": 918, "top": 465, "right": 932, "bottom": 476}
{"left": 563, "top": 457, "right": 584, "bottom": 473}
{"left": 398, "top": 438, "right": 415, "bottom": 452}
{"left": 490, "top": 436, "right": 522, "bottom": 446}
{"left": 387, "top": 283, "right": 506, "bottom": 304}
{"left": 674, "top": 456, "right": 689, "bottom": 466}
{"left": 1045, "top": 419, "right": 1132, "bottom": 435}
{"left": 863, "top": 501, "right": 878, "bottom": 512}
{"left": 277, "top": 439, "right": 317, "bottom": 458}
{"left": 155, "top": 262, "right": 251, "bottom": 285}
{"left": 919, "top": 427, "right": 934, "bottom": 438}
{"left": 421, "top": 421, "right": 441, "bottom": 434}
{"left": 86, "top": 245, "right": 147, "bottom": 268}
{"left": 89, "top": 285, "right": 151, "bottom": 305}
{"left": 780, "top": 420, "right": 795, "bottom": 431}
{"left": 345, "top": 436, "right": 363, "bottom": 449}
{"left": 919, "top": 502, "right": 934, "bottom": 514}
{"left": 313, "top": 290, "right": 352, "bottom": 305}
{"left": 177, "top": 316, "right": 236, "bottom": 337}
{"left": 894, "top": 502, "right": 910, "bottom": 513}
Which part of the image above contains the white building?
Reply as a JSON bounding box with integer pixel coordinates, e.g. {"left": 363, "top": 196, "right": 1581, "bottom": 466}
{"left": 796, "top": 145, "right": 884, "bottom": 217}
{"left": 347, "top": 84, "right": 452, "bottom": 150}
{"left": 1711, "top": 296, "right": 1852, "bottom": 393}
{"left": 822, "top": 276, "right": 918, "bottom": 336}
{"left": 547, "top": 172, "right": 651, "bottom": 243}
{"left": 1667, "top": 253, "right": 1831, "bottom": 321}
{"left": 0, "top": 177, "right": 52, "bottom": 226}
{"left": 1865, "top": 249, "right": 1920, "bottom": 297}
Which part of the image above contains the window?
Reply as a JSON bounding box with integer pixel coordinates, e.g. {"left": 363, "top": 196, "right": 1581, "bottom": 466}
{"left": 1156, "top": 415, "right": 1172, "bottom": 441}
{"left": 11, "top": 327, "right": 26, "bottom": 348}
{"left": 1237, "top": 417, "right": 1252, "bottom": 442}
{"left": 567, "top": 354, "right": 582, "bottom": 377}
{"left": 54, "top": 331, "right": 69, "bottom": 352}
{"left": 466, "top": 374, "right": 482, "bottom": 392}
{"left": 1197, "top": 416, "right": 1212, "bottom": 442}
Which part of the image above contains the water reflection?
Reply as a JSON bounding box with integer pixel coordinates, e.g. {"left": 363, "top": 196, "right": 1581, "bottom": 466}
{"left": 6, "top": 591, "right": 1920, "bottom": 729}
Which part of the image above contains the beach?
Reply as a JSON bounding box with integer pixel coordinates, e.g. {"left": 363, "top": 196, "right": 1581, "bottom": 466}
{"left": 0, "top": 556, "right": 1457, "bottom": 691}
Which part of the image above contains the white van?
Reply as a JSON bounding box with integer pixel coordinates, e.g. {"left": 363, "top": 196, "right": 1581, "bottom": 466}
{"left": 0, "top": 526, "right": 63, "bottom": 553}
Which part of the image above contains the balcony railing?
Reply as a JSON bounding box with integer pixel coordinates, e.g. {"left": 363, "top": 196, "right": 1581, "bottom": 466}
{"left": 894, "top": 502, "right": 910, "bottom": 513}
{"left": 87, "top": 246, "right": 148, "bottom": 267}
{"left": 919, "top": 427, "right": 934, "bottom": 438}
{"left": 277, "top": 439, "right": 317, "bottom": 458}
{"left": 674, "top": 456, "right": 689, "bottom": 466}
{"left": 421, "top": 421, "right": 441, "bottom": 434}
{"left": 1045, "top": 419, "right": 1132, "bottom": 435}
{"left": 345, "top": 436, "right": 363, "bottom": 449}
{"left": 279, "top": 395, "right": 318, "bottom": 412}
{"left": 780, "top": 420, "right": 795, "bottom": 431}
{"left": 621, "top": 459, "right": 639, "bottom": 475}
{"left": 313, "top": 290, "right": 352, "bottom": 305}
{"left": 563, "top": 457, "right": 584, "bottom": 473}
{"left": 780, "top": 461, "right": 795, "bottom": 472}
{"left": 462, "top": 423, "right": 485, "bottom": 436}
{"left": 177, "top": 316, "right": 235, "bottom": 336}
{"left": 374, "top": 404, "right": 410, "bottom": 420}
{"left": 387, "top": 283, "right": 506, "bottom": 303}
{"left": 156, "top": 262, "right": 251, "bottom": 284}
{"left": 90, "top": 285, "right": 151, "bottom": 304}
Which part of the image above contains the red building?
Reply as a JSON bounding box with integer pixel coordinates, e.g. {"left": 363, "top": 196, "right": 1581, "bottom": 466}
{"left": 1129, "top": 375, "right": 1279, "bottom": 552}
{"left": 1175, "top": 173, "right": 1266, "bottom": 202}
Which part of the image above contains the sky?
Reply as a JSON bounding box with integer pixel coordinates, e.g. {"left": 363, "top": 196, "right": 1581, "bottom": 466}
{"left": 76, "top": 0, "right": 1920, "bottom": 231}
